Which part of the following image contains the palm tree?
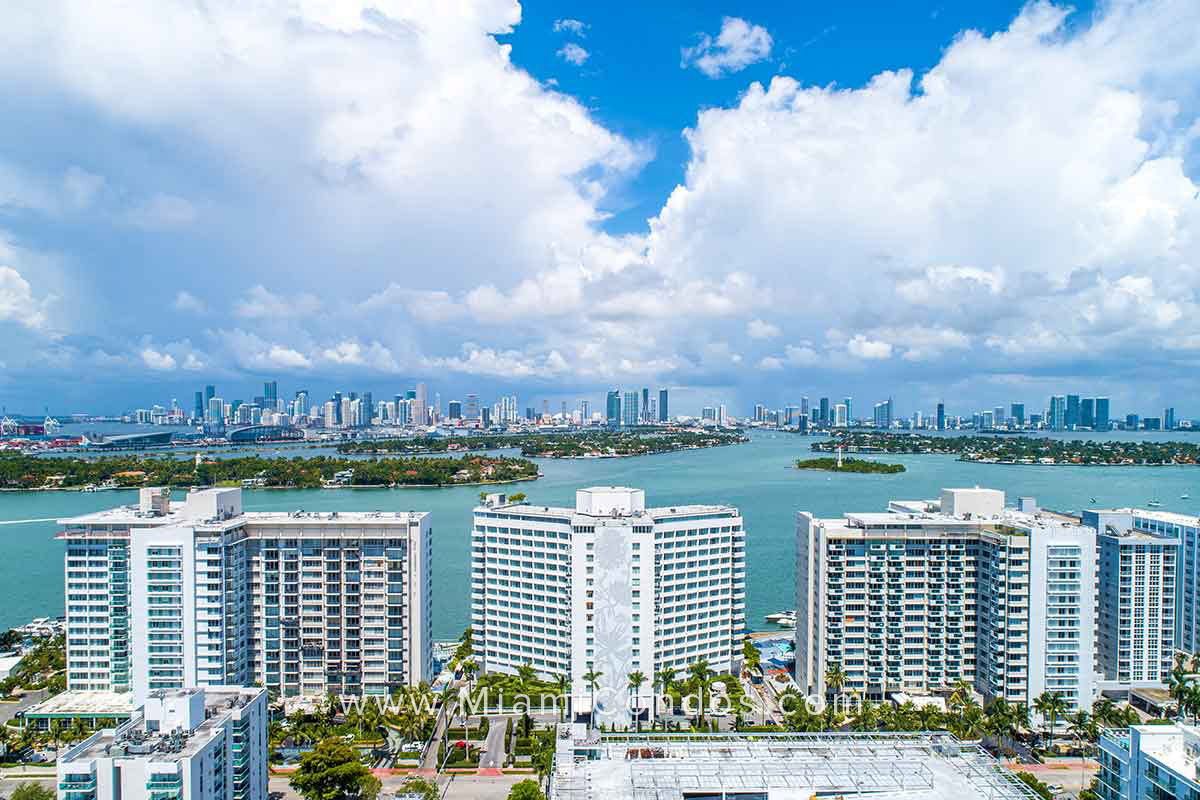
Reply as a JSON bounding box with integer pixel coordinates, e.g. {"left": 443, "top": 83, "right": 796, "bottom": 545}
{"left": 532, "top": 730, "right": 554, "bottom": 791}
{"left": 916, "top": 703, "right": 943, "bottom": 732}
{"left": 1035, "top": 691, "right": 1069, "bottom": 748}
{"left": 851, "top": 700, "right": 878, "bottom": 732}
{"left": 824, "top": 663, "right": 846, "bottom": 700}
{"left": 516, "top": 662, "right": 537, "bottom": 695}
{"left": 555, "top": 674, "right": 571, "bottom": 721}
{"left": 627, "top": 671, "right": 647, "bottom": 731}
{"left": 948, "top": 680, "right": 973, "bottom": 714}
{"left": 1091, "top": 697, "right": 1120, "bottom": 729}
{"left": 984, "top": 699, "right": 1019, "bottom": 755}
{"left": 1047, "top": 693, "right": 1070, "bottom": 742}
{"left": 582, "top": 669, "right": 603, "bottom": 729}
{"left": 688, "top": 659, "right": 713, "bottom": 727}
{"left": 950, "top": 704, "right": 985, "bottom": 741}
{"left": 742, "top": 639, "right": 761, "bottom": 675}
{"left": 48, "top": 719, "right": 65, "bottom": 760}
{"left": 654, "top": 667, "right": 676, "bottom": 729}
{"left": 1068, "top": 709, "right": 1097, "bottom": 792}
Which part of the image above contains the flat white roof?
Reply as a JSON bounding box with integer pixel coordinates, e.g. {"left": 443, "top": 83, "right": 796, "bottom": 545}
{"left": 60, "top": 505, "right": 429, "bottom": 529}
{"left": 551, "top": 728, "right": 1038, "bottom": 800}
{"left": 1131, "top": 723, "right": 1200, "bottom": 784}
{"left": 481, "top": 501, "right": 737, "bottom": 519}
{"left": 24, "top": 691, "right": 136, "bottom": 717}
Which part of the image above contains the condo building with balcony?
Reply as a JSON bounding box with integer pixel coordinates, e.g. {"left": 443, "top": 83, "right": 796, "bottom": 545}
{"left": 1097, "top": 722, "right": 1200, "bottom": 800}
{"left": 1083, "top": 510, "right": 1179, "bottom": 691}
{"left": 795, "top": 488, "right": 1097, "bottom": 715}
{"left": 59, "top": 488, "right": 431, "bottom": 702}
{"left": 470, "top": 487, "right": 746, "bottom": 723}
{"left": 56, "top": 686, "right": 267, "bottom": 800}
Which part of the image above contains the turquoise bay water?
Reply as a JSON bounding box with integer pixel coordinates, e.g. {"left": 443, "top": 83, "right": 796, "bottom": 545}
{"left": 5, "top": 430, "right": 1200, "bottom": 639}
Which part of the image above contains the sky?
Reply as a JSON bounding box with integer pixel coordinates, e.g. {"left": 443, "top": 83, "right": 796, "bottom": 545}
{"left": 1, "top": 0, "right": 1199, "bottom": 418}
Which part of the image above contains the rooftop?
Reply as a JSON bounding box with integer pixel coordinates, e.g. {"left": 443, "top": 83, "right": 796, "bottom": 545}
{"left": 1129, "top": 722, "right": 1200, "bottom": 784}
{"left": 1124, "top": 508, "right": 1198, "bottom": 526}
{"left": 550, "top": 727, "right": 1040, "bottom": 800}
{"left": 23, "top": 691, "right": 135, "bottom": 718}
{"left": 59, "top": 488, "right": 429, "bottom": 531}
{"left": 61, "top": 687, "right": 262, "bottom": 766}
{"left": 479, "top": 487, "right": 737, "bottom": 521}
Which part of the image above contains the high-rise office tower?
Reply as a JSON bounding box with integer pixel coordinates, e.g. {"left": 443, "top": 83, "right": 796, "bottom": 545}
{"left": 641, "top": 388, "right": 650, "bottom": 423}
{"left": 819, "top": 398, "right": 830, "bottom": 425}
{"left": 464, "top": 393, "right": 480, "bottom": 422}
{"left": 658, "top": 389, "right": 668, "bottom": 422}
{"left": 1165, "top": 407, "right": 1176, "bottom": 430}
{"left": 1084, "top": 509, "right": 1178, "bottom": 687}
{"left": 193, "top": 391, "right": 204, "bottom": 421}
{"left": 936, "top": 402, "right": 946, "bottom": 431}
{"left": 206, "top": 397, "right": 224, "bottom": 426}
{"left": 263, "top": 381, "right": 277, "bottom": 409}
{"left": 796, "top": 488, "right": 1097, "bottom": 716}
{"left": 1126, "top": 414, "right": 1140, "bottom": 430}
{"left": 1081, "top": 397, "right": 1095, "bottom": 429}
{"left": 448, "top": 400, "right": 462, "bottom": 420}
{"left": 59, "top": 488, "right": 432, "bottom": 700}
{"left": 294, "top": 390, "right": 309, "bottom": 418}
{"left": 843, "top": 398, "right": 853, "bottom": 425}
{"left": 873, "top": 398, "right": 893, "bottom": 430}
{"left": 1066, "top": 394, "right": 1080, "bottom": 429}
{"left": 580, "top": 400, "right": 589, "bottom": 423}
{"left": 1011, "top": 403, "right": 1025, "bottom": 427}
{"left": 1049, "top": 396, "right": 1066, "bottom": 430}
{"left": 800, "top": 397, "right": 809, "bottom": 416}
{"left": 622, "top": 391, "right": 639, "bottom": 427}
{"left": 471, "top": 488, "right": 745, "bottom": 724}
{"left": 361, "top": 391, "right": 373, "bottom": 427}
{"left": 412, "top": 383, "right": 427, "bottom": 428}
{"left": 606, "top": 391, "right": 621, "bottom": 426}
{"left": 204, "top": 385, "right": 215, "bottom": 408}
{"left": 1094, "top": 398, "right": 1110, "bottom": 430}
{"left": 833, "top": 403, "right": 847, "bottom": 427}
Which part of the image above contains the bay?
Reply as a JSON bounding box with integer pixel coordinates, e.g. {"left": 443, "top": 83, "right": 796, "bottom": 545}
{"left": 3, "top": 428, "right": 1200, "bottom": 640}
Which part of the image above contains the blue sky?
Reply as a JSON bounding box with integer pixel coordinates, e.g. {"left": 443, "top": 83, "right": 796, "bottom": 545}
{"left": 1, "top": 0, "right": 1198, "bottom": 419}
{"left": 503, "top": 1, "right": 1093, "bottom": 235}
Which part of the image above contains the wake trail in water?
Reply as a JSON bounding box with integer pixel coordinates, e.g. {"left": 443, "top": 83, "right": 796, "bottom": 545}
{"left": 0, "top": 518, "right": 56, "bottom": 525}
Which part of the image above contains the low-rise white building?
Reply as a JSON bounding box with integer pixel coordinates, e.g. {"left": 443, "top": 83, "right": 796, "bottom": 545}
{"left": 549, "top": 724, "right": 1042, "bottom": 799}
{"left": 56, "top": 686, "right": 268, "bottom": 800}
{"left": 471, "top": 487, "right": 746, "bottom": 723}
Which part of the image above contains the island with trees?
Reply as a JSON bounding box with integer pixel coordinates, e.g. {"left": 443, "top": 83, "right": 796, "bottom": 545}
{"left": 0, "top": 452, "right": 538, "bottom": 491}
{"left": 795, "top": 457, "right": 906, "bottom": 474}
{"left": 814, "top": 431, "right": 1200, "bottom": 466}
{"left": 338, "top": 429, "right": 747, "bottom": 459}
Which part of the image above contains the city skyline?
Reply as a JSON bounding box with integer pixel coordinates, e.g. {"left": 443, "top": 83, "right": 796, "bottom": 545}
{"left": 4, "top": 1, "right": 1200, "bottom": 415}
{"left": 21, "top": 374, "right": 1195, "bottom": 433}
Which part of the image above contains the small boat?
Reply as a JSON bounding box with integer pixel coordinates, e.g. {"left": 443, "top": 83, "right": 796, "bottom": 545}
{"left": 765, "top": 611, "right": 797, "bottom": 627}
{"left": 1148, "top": 500, "right": 1162, "bottom": 507}
{"left": 1182, "top": 493, "right": 1190, "bottom": 500}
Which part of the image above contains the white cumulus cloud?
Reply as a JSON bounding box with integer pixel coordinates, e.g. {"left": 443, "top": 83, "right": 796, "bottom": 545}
{"left": 557, "top": 43, "right": 589, "bottom": 66}
{"left": 682, "top": 17, "right": 773, "bottom": 78}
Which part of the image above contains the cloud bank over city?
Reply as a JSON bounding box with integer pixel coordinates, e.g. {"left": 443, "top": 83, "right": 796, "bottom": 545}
{"left": 0, "top": 0, "right": 1198, "bottom": 412}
